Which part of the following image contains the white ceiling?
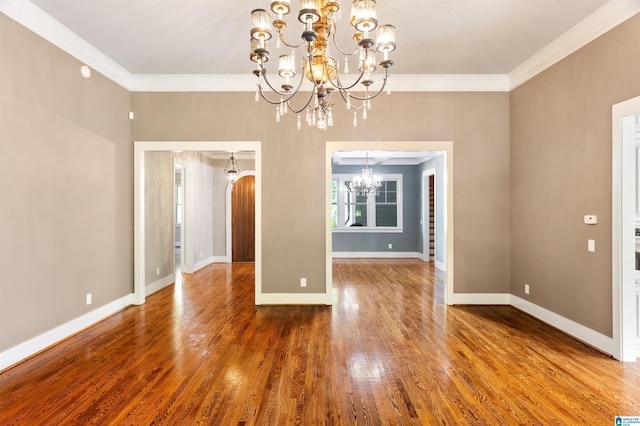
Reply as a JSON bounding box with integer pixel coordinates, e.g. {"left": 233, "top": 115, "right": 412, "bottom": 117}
{"left": 24, "top": 0, "right": 610, "bottom": 76}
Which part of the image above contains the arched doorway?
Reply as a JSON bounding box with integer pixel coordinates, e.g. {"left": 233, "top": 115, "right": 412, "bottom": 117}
{"left": 232, "top": 175, "right": 255, "bottom": 262}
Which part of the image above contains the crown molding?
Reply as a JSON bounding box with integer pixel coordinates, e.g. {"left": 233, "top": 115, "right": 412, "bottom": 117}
{"left": 4, "top": 0, "right": 639, "bottom": 93}
{"left": 508, "top": 1, "right": 640, "bottom": 90}
{"left": 128, "top": 73, "right": 510, "bottom": 92}
{"left": 0, "top": 0, "right": 134, "bottom": 89}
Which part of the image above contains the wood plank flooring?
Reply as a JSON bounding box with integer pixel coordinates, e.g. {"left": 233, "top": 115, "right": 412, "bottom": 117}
{"left": 1, "top": 259, "right": 639, "bottom": 424}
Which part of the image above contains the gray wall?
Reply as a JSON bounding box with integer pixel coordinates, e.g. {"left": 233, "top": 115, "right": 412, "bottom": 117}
{"left": 0, "top": 14, "right": 133, "bottom": 350}
{"left": 331, "top": 164, "right": 421, "bottom": 253}
{"left": 510, "top": 13, "right": 640, "bottom": 337}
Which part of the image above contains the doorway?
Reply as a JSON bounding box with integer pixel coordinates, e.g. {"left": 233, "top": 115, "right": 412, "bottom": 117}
{"left": 134, "top": 141, "right": 262, "bottom": 306}
{"left": 174, "top": 162, "right": 184, "bottom": 283}
{"left": 423, "top": 169, "right": 436, "bottom": 264}
{"left": 232, "top": 175, "right": 256, "bottom": 262}
{"left": 326, "top": 141, "right": 454, "bottom": 305}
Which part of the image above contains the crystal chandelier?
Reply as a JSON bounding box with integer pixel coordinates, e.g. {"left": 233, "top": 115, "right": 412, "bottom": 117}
{"left": 345, "top": 152, "right": 381, "bottom": 196}
{"left": 224, "top": 153, "right": 240, "bottom": 183}
{"left": 250, "top": 0, "right": 396, "bottom": 130}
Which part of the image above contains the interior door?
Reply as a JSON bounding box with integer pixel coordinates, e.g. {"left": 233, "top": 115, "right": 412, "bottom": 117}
{"left": 232, "top": 175, "right": 255, "bottom": 262}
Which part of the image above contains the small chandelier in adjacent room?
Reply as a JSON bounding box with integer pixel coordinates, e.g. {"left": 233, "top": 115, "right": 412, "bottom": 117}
{"left": 345, "top": 152, "right": 381, "bottom": 196}
{"left": 250, "top": 0, "right": 396, "bottom": 130}
{"left": 224, "top": 153, "right": 240, "bottom": 183}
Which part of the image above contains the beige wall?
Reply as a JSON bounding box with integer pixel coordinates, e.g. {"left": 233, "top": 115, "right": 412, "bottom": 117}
{"left": 131, "top": 91, "right": 511, "bottom": 295}
{"left": 144, "top": 151, "right": 174, "bottom": 285}
{"left": 510, "top": 13, "right": 640, "bottom": 336}
{"left": 0, "top": 14, "right": 132, "bottom": 350}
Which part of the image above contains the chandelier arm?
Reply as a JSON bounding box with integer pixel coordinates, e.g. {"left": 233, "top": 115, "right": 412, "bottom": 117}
{"left": 331, "top": 31, "right": 359, "bottom": 56}
{"left": 257, "top": 84, "right": 288, "bottom": 105}
{"left": 277, "top": 29, "right": 307, "bottom": 49}
{"left": 340, "top": 71, "right": 390, "bottom": 102}
{"left": 285, "top": 91, "right": 317, "bottom": 114}
{"left": 258, "top": 66, "right": 307, "bottom": 98}
{"left": 329, "top": 66, "right": 367, "bottom": 91}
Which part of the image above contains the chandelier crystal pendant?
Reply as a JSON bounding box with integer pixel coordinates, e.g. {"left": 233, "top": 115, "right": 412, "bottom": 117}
{"left": 345, "top": 152, "right": 381, "bottom": 196}
{"left": 224, "top": 152, "right": 241, "bottom": 183}
{"left": 250, "top": 0, "right": 396, "bottom": 130}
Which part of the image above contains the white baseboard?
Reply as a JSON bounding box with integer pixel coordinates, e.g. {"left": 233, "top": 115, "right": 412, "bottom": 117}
{"left": 435, "top": 260, "right": 446, "bottom": 271}
{"left": 510, "top": 295, "right": 615, "bottom": 357}
{"left": 332, "top": 251, "right": 422, "bottom": 259}
{"left": 212, "top": 256, "right": 227, "bottom": 263}
{"left": 0, "top": 294, "right": 134, "bottom": 372}
{"left": 450, "top": 293, "right": 510, "bottom": 305}
{"left": 193, "top": 256, "right": 215, "bottom": 272}
{"left": 145, "top": 274, "right": 175, "bottom": 296}
{"left": 256, "top": 292, "right": 332, "bottom": 305}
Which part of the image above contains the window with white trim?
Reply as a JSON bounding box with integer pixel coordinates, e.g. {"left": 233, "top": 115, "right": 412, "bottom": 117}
{"left": 332, "top": 174, "right": 403, "bottom": 231}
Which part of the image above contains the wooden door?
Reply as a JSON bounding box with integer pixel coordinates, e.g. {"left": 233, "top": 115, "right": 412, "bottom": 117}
{"left": 232, "top": 176, "right": 255, "bottom": 262}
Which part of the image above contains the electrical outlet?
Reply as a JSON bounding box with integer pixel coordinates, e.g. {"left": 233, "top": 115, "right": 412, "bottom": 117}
{"left": 86, "top": 293, "right": 92, "bottom": 305}
{"left": 156, "top": 267, "right": 160, "bottom": 276}
{"left": 524, "top": 284, "right": 530, "bottom": 295}
{"left": 300, "top": 278, "right": 307, "bottom": 288}
{"left": 388, "top": 243, "right": 392, "bottom": 249}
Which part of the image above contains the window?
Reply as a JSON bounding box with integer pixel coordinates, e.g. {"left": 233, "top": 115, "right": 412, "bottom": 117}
{"left": 332, "top": 174, "right": 402, "bottom": 232}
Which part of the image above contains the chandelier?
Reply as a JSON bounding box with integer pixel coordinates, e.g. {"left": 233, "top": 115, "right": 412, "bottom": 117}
{"left": 345, "top": 152, "right": 381, "bottom": 196}
{"left": 250, "top": 0, "right": 396, "bottom": 130}
{"left": 224, "top": 153, "right": 240, "bottom": 183}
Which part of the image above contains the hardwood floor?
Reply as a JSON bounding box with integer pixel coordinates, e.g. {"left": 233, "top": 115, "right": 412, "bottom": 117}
{"left": 1, "top": 259, "right": 639, "bottom": 425}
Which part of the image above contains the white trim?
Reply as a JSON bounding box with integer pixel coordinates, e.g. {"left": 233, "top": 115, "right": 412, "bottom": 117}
{"left": 134, "top": 141, "right": 262, "bottom": 306}
{"left": 332, "top": 251, "right": 422, "bottom": 259}
{"left": 450, "top": 293, "right": 510, "bottom": 305}
{"left": 388, "top": 74, "right": 509, "bottom": 92}
{"left": 612, "top": 97, "right": 640, "bottom": 362}
{"left": 508, "top": 1, "right": 640, "bottom": 89}
{"left": 511, "top": 295, "right": 615, "bottom": 357}
{"left": 327, "top": 141, "right": 454, "bottom": 306}
{"left": 0, "top": 294, "right": 134, "bottom": 372}
{"left": 129, "top": 73, "right": 511, "bottom": 93}
{"left": 435, "top": 260, "right": 446, "bottom": 272}
{"left": 212, "top": 256, "right": 227, "bottom": 263}
{"left": 145, "top": 274, "right": 175, "bottom": 297}
{"left": 258, "top": 293, "right": 332, "bottom": 305}
{"left": 0, "top": 0, "right": 133, "bottom": 89}
{"left": 225, "top": 171, "right": 256, "bottom": 264}
{"left": 193, "top": 256, "right": 216, "bottom": 273}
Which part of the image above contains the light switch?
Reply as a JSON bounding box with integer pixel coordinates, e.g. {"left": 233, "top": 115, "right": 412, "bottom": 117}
{"left": 584, "top": 215, "right": 597, "bottom": 225}
{"left": 588, "top": 239, "right": 595, "bottom": 252}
